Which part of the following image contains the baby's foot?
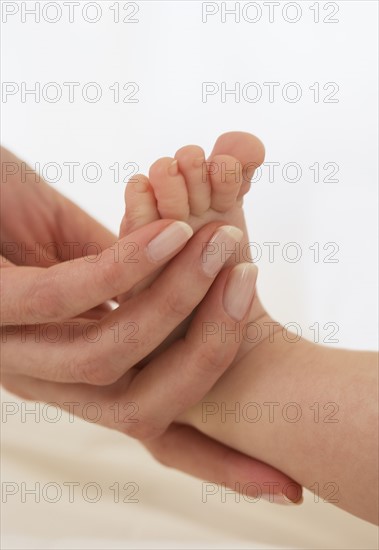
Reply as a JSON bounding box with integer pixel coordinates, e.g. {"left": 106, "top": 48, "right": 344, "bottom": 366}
{"left": 120, "top": 131, "right": 264, "bottom": 253}
{"left": 118, "top": 132, "right": 265, "bottom": 359}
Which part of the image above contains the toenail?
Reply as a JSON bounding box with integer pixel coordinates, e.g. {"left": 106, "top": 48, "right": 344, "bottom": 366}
{"left": 167, "top": 160, "right": 179, "bottom": 177}
{"left": 133, "top": 179, "right": 149, "bottom": 193}
{"left": 193, "top": 156, "right": 205, "bottom": 169}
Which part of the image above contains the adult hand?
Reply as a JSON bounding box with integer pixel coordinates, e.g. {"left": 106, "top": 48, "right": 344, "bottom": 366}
{"left": 1, "top": 146, "right": 302, "bottom": 502}
{"left": 3, "top": 251, "right": 300, "bottom": 502}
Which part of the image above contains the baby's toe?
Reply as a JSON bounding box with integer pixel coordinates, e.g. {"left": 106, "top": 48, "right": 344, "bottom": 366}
{"left": 121, "top": 174, "right": 159, "bottom": 236}
{"left": 175, "top": 145, "right": 211, "bottom": 216}
{"left": 149, "top": 157, "right": 189, "bottom": 220}
{"left": 210, "top": 132, "right": 265, "bottom": 199}
{"left": 209, "top": 154, "right": 243, "bottom": 212}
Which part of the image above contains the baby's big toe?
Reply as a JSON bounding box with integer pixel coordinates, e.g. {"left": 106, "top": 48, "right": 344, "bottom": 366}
{"left": 208, "top": 154, "right": 243, "bottom": 212}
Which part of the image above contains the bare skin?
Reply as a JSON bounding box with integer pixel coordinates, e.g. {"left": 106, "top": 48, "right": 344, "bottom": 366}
{"left": 120, "top": 132, "right": 379, "bottom": 524}
{"left": 1, "top": 141, "right": 301, "bottom": 505}
{"left": 179, "top": 336, "right": 378, "bottom": 524}
{"left": 119, "top": 132, "right": 268, "bottom": 354}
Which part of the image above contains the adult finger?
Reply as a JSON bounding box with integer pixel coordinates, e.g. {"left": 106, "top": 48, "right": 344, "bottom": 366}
{"left": 122, "top": 263, "right": 258, "bottom": 439}
{"left": 0, "top": 219, "right": 193, "bottom": 325}
{"left": 0, "top": 374, "right": 302, "bottom": 505}
{"left": 1, "top": 146, "right": 115, "bottom": 266}
{"left": 2, "top": 224, "right": 244, "bottom": 384}
{"left": 144, "top": 424, "right": 303, "bottom": 504}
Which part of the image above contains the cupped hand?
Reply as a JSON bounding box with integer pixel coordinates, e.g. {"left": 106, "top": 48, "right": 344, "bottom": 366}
{"left": 1, "top": 145, "right": 302, "bottom": 503}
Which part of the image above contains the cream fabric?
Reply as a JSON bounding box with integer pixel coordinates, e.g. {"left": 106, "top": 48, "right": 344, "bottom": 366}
{"left": 1, "top": 388, "right": 377, "bottom": 550}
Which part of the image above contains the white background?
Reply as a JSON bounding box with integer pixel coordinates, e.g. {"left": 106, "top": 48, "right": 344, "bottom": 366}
{"left": 1, "top": 1, "right": 378, "bottom": 549}
{"left": 2, "top": 0, "right": 378, "bottom": 349}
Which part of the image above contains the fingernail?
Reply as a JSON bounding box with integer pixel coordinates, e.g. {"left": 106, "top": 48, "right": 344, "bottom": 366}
{"left": 261, "top": 493, "right": 304, "bottom": 505}
{"left": 167, "top": 159, "right": 179, "bottom": 176}
{"left": 201, "top": 225, "right": 243, "bottom": 278}
{"left": 147, "top": 222, "right": 193, "bottom": 262}
{"left": 223, "top": 263, "right": 257, "bottom": 321}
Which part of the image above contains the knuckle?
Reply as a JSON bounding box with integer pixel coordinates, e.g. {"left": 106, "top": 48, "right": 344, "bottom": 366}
{"left": 195, "top": 344, "right": 222, "bottom": 375}
{"left": 98, "top": 258, "right": 124, "bottom": 296}
{"left": 160, "top": 290, "right": 193, "bottom": 321}
{"left": 73, "top": 356, "right": 120, "bottom": 386}
{"left": 26, "top": 277, "right": 66, "bottom": 322}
